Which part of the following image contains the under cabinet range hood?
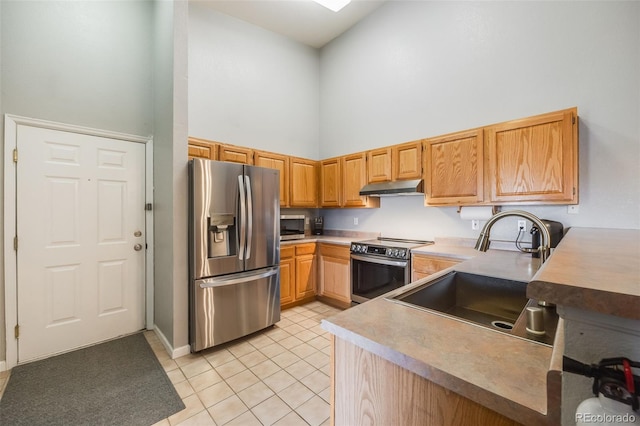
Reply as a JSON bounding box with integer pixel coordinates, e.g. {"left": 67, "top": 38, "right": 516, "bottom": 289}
{"left": 359, "top": 179, "right": 424, "bottom": 197}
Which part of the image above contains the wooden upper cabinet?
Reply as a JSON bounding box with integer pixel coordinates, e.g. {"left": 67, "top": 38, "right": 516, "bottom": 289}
{"left": 367, "top": 142, "right": 422, "bottom": 184}
{"left": 320, "top": 157, "right": 342, "bottom": 207}
{"left": 320, "top": 153, "right": 379, "bottom": 208}
{"left": 342, "top": 152, "right": 378, "bottom": 208}
{"left": 290, "top": 157, "right": 318, "bottom": 207}
{"left": 485, "top": 107, "right": 578, "bottom": 204}
{"left": 188, "top": 137, "right": 218, "bottom": 160}
{"left": 254, "top": 150, "right": 290, "bottom": 207}
{"left": 392, "top": 141, "right": 422, "bottom": 181}
{"left": 218, "top": 143, "right": 254, "bottom": 164}
{"left": 424, "top": 129, "right": 484, "bottom": 205}
{"left": 367, "top": 147, "right": 392, "bottom": 183}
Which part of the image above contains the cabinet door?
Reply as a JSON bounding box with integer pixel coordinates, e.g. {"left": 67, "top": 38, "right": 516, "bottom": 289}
{"left": 367, "top": 148, "right": 392, "bottom": 183}
{"left": 280, "top": 257, "right": 296, "bottom": 306}
{"left": 320, "top": 157, "right": 342, "bottom": 207}
{"left": 392, "top": 141, "right": 422, "bottom": 181}
{"left": 342, "top": 152, "right": 379, "bottom": 208}
{"left": 424, "top": 129, "right": 484, "bottom": 205}
{"left": 319, "top": 244, "right": 351, "bottom": 304}
{"left": 485, "top": 108, "right": 578, "bottom": 204}
{"left": 255, "top": 151, "right": 290, "bottom": 207}
{"left": 188, "top": 137, "right": 218, "bottom": 160}
{"left": 290, "top": 157, "right": 318, "bottom": 207}
{"left": 296, "top": 254, "right": 317, "bottom": 300}
{"left": 218, "top": 144, "right": 254, "bottom": 164}
{"left": 411, "top": 254, "right": 460, "bottom": 282}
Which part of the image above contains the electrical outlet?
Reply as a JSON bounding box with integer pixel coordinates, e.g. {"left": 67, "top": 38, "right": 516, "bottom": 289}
{"left": 517, "top": 220, "right": 526, "bottom": 232}
{"left": 353, "top": 217, "right": 359, "bottom": 225}
{"left": 471, "top": 220, "right": 479, "bottom": 230}
{"left": 567, "top": 205, "right": 579, "bottom": 214}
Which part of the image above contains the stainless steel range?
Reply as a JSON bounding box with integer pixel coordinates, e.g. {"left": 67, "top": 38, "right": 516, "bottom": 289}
{"left": 350, "top": 237, "right": 434, "bottom": 304}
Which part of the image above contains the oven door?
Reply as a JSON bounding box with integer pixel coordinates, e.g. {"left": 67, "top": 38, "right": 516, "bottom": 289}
{"left": 351, "top": 254, "right": 409, "bottom": 304}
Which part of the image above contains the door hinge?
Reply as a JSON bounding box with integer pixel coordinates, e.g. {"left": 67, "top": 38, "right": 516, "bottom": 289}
{"left": 15, "top": 324, "right": 19, "bottom": 339}
{"left": 13, "top": 148, "right": 18, "bottom": 163}
{"left": 14, "top": 236, "right": 18, "bottom": 251}
{"left": 145, "top": 203, "right": 152, "bottom": 211}
{"left": 572, "top": 116, "right": 576, "bottom": 125}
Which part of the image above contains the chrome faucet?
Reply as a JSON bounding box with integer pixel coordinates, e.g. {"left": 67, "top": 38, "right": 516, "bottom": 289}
{"left": 474, "top": 210, "right": 552, "bottom": 263}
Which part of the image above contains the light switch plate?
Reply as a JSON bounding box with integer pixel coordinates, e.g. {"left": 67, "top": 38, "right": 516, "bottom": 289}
{"left": 567, "top": 205, "right": 579, "bottom": 214}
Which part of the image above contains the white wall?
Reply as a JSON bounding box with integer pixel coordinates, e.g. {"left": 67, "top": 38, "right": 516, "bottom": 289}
{"left": 320, "top": 1, "right": 640, "bottom": 240}
{"left": 188, "top": 4, "right": 321, "bottom": 159}
{"left": 1, "top": 1, "right": 153, "bottom": 135}
{"left": 152, "top": 0, "right": 189, "bottom": 354}
{"left": 0, "top": 1, "right": 154, "bottom": 363}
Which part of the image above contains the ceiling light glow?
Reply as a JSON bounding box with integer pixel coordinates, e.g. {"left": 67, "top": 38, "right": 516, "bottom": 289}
{"left": 312, "top": 0, "right": 351, "bottom": 12}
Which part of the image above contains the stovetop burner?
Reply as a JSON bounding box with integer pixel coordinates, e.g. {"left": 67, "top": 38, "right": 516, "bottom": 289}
{"left": 350, "top": 237, "right": 434, "bottom": 260}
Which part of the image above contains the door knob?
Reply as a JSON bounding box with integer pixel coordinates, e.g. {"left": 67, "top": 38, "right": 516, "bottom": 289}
{"left": 134, "top": 230, "right": 142, "bottom": 237}
{"left": 134, "top": 244, "right": 143, "bottom": 251}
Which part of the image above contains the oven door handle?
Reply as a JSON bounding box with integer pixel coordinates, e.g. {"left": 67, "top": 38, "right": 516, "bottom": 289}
{"left": 350, "top": 254, "right": 408, "bottom": 268}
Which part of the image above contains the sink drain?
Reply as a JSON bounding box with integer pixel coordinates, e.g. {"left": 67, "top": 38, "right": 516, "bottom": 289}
{"left": 491, "top": 320, "right": 514, "bottom": 330}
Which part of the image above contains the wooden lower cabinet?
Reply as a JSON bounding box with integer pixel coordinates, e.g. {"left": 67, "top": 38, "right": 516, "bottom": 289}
{"left": 318, "top": 244, "right": 351, "bottom": 306}
{"left": 411, "top": 253, "right": 461, "bottom": 282}
{"left": 279, "top": 246, "right": 296, "bottom": 306}
{"left": 331, "top": 336, "right": 520, "bottom": 426}
{"left": 280, "top": 243, "right": 317, "bottom": 309}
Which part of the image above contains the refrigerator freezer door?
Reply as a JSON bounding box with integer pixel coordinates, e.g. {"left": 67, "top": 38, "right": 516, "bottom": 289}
{"left": 244, "top": 165, "right": 280, "bottom": 271}
{"left": 191, "top": 267, "right": 280, "bottom": 352}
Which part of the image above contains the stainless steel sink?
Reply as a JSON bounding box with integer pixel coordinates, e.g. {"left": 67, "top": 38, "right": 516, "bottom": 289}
{"left": 387, "top": 271, "right": 558, "bottom": 346}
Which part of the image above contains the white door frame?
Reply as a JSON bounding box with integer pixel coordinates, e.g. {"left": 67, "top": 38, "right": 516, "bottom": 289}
{"left": 3, "top": 114, "right": 154, "bottom": 370}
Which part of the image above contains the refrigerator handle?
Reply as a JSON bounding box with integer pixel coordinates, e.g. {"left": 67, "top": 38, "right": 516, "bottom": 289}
{"left": 238, "top": 174, "right": 246, "bottom": 260}
{"left": 197, "top": 266, "right": 279, "bottom": 288}
{"left": 245, "top": 175, "right": 253, "bottom": 259}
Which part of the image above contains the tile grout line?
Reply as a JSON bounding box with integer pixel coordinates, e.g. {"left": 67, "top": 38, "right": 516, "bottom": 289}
{"left": 158, "top": 301, "right": 339, "bottom": 426}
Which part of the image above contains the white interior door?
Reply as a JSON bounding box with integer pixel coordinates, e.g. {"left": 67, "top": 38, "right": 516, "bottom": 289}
{"left": 16, "top": 125, "right": 146, "bottom": 363}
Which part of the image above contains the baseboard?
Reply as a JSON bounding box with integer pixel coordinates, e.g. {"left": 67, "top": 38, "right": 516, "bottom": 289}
{"left": 0, "top": 360, "right": 6, "bottom": 372}
{"left": 152, "top": 325, "right": 191, "bottom": 360}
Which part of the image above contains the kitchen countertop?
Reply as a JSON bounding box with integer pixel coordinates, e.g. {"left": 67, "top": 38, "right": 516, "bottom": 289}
{"left": 321, "top": 247, "right": 560, "bottom": 424}
{"left": 280, "top": 235, "right": 354, "bottom": 246}
{"left": 528, "top": 227, "right": 640, "bottom": 320}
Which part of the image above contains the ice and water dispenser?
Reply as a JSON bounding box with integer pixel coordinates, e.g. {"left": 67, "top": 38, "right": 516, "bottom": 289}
{"left": 207, "top": 213, "right": 236, "bottom": 258}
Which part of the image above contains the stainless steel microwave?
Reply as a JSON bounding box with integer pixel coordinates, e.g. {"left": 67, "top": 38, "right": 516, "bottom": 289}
{"left": 280, "top": 215, "right": 305, "bottom": 240}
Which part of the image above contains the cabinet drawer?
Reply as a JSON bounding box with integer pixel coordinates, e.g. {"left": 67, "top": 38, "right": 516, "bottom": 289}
{"left": 295, "top": 243, "right": 316, "bottom": 256}
{"left": 319, "top": 243, "right": 350, "bottom": 260}
{"left": 281, "top": 245, "right": 295, "bottom": 259}
{"left": 412, "top": 255, "right": 460, "bottom": 276}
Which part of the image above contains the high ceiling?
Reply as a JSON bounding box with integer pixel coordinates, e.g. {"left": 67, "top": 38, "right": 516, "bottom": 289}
{"left": 193, "top": 0, "right": 388, "bottom": 48}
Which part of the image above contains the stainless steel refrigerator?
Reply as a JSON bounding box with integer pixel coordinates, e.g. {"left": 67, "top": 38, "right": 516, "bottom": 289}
{"left": 189, "top": 159, "right": 280, "bottom": 352}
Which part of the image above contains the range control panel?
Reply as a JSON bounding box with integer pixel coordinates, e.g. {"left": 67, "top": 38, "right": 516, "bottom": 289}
{"left": 350, "top": 243, "right": 409, "bottom": 260}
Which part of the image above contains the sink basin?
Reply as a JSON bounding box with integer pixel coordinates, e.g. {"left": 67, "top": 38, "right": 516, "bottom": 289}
{"left": 387, "top": 271, "right": 558, "bottom": 346}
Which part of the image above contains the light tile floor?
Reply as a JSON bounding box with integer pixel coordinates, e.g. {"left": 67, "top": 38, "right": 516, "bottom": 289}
{"left": 149, "top": 301, "right": 342, "bottom": 426}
